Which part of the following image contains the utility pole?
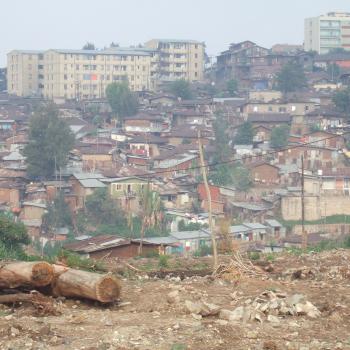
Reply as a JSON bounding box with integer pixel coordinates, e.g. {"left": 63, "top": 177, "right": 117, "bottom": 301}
{"left": 301, "top": 155, "right": 308, "bottom": 250}
{"left": 198, "top": 130, "right": 218, "bottom": 269}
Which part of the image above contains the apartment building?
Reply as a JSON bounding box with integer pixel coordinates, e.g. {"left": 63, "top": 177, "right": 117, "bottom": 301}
{"left": 145, "top": 39, "right": 205, "bottom": 82}
{"left": 7, "top": 50, "right": 44, "bottom": 97}
{"left": 304, "top": 12, "right": 350, "bottom": 54}
{"left": 7, "top": 40, "right": 205, "bottom": 99}
{"left": 42, "top": 49, "right": 152, "bottom": 100}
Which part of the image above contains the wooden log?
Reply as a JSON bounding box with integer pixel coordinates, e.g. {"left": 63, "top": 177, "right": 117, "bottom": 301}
{"left": 52, "top": 268, "right": 121, "bottom": 303}
{"left": 0, "top": 261, "right": 54, "bottom": 289}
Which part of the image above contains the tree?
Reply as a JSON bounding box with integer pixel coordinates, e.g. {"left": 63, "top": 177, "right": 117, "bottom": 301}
{"left": 139, "top": 186, "right": 163, "bottom": 253}
{"left": 227, "top": 79, "right": 238, "bottom": 96}
{"left": 0, "top": 215, "right": 30, "bottom": 259}
{"left": 23, "top": 105, "right": 75, "bottom": 179}
{"left": 327, "top": 63, "right": 341, "bottom": 81}
{"left": 270, "top": 125, "right": 290, "bottom": 149}
{"left": 333, "top": 87, "right": 350, "bottom": 115}
{"left": 168, "top": 79, "right": 193, "bottom": 100}
{"left": 82, "top": 42, "right": 95, "bottom": 50}
{"left": 212, "top": 113, "right": 230, "bottom": 162}
{"left": 110, "top": 42, "right": 119, "bottom": 48}
{"left": 43, "top": 192, "right": 72, "bottom": 233}
{"left": 234, "top": 122, "right": 254, "bottom": 145}
{"left": 106, "top": 82, "right": 138, "bottom": 121}
{"left": 85, "top": 188, "right": 123, "bottom": 225}
{"left": 276, "top": 62, "right": 307, "bottom": 95}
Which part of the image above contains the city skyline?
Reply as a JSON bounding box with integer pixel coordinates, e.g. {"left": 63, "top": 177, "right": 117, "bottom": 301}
{"left": 0, "top": 0, "right": 349, "bottom": 66}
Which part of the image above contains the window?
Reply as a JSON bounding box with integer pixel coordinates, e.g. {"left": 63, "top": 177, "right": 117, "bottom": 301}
{"left": 115, "top": 184, "right": 122, "bottom": 190}
{"left": 195, "top": 53, "right": 198, "bottom": 58}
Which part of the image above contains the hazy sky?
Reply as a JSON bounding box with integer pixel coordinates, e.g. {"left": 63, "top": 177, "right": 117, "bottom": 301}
{"left": 0, "top": 0, "right": 348, "bottom": 66}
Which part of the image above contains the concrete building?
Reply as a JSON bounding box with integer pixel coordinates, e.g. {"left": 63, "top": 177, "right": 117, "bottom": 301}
{"left": 145, "top": 39, "right": 205, "bottom": 82}
{"left": 7, "top": 40, "right": 205, "bottom": 99}
{"left": 304, "top": 12, "right": 350, "bottom": 54}
{"left": 7, "top": 50, "right": 44, "bottom": 97}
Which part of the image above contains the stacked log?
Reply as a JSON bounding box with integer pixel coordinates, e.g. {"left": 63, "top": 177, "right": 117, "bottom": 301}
{"left": 0, "top": 261, "right": 121, "bottom": 304}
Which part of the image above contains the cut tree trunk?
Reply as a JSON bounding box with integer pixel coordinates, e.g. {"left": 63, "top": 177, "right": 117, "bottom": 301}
{"left": 0, "top": 261, "right": 54, "bottom": 289}
{"left": 52, "top": 267, "right": 121, "bottom": 303}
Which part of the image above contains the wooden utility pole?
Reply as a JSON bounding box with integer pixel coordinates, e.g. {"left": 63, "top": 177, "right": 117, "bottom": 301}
{"left": 198, "top": 130, "right": 218, "bottom": 269}
{"left": 301, "top": 155, "right": 308, "bottom": 250}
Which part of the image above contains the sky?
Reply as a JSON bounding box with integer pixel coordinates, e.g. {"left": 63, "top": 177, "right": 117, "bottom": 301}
{"left": 0, "top": 0, "right": 349, "bottom": 66}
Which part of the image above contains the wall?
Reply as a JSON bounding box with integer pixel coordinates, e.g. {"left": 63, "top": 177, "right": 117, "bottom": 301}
{"left": 281, "top": 195, "right": 350, "bottom": 220}
{"left": 89, "top": 243, "right": 158, "bottom": 259}
{"left": 292, "top": 223, "right": 350, "bottom": 236}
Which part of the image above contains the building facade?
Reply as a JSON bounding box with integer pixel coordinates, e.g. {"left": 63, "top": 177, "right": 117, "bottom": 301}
{"left": 7, "top": 39, "right": 205, "bottom": 99}
{"left": 304, "top": 12, "right": 350, "bottom": 54}
{"left": 145, "top": 39, "right": 205, "bottom": 82}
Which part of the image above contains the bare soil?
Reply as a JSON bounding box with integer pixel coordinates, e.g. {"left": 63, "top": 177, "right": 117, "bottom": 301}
{"left": 1, "top": 250, "right": 350, "bottom": 350}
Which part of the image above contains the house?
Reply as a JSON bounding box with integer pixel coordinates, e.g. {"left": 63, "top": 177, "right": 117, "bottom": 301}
{"left": 123, "top": 113, "right": 165, "bottom": 133}
{"left": 20, "top": 201, "right": 47, "bottom": 222}
{"left": 229, "top": 222, "right": 267, "bottom": 241}
{"left": 172, "top": 110, "right": 211, "bottom": 127}
{"left": 304, "top": 108, "right": 345, "bottom": 131}
{"left": 197, "top": 183, "right": 225, "bottom": 214}
{"left": 253, "top": 125, "right": 272, "bottom": 142}
{"left": 0, "top": 181, "right": 23, "bottom": 208}
{"left": 247, "top": 162, "right": 280, "bottom": 185}
{"left": 148, "top": 94, "right": 176, "bottom": 106}
{"left": 247, "top": 113, "right": 292, "bottom": 128}
{"left": 303, "top": 130, "right": 344, "bottom": 150}
{"left": 64, "top": 234, "right": 162, "bottom": 259}
{"left": 264, "top": 219, "right": 286, "bottom": 239}
{"left": 107, "top": 176, "right": 151, "bottom": 211}
{"left": 167, "top": 230, "right": 211, "bottom": 255}
{"left": 79, "top": 147, "right": 114, "bottom": 172}
{"left": 128, "top": 134, "right": 167, "bottom": 157}
{"left": 163, "top": 125, "right": 212, "bottom": 146}
{"left": 69, "top": 173, "right": 106, "bottom": 209}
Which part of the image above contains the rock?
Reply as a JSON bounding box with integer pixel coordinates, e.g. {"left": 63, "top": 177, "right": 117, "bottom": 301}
{"left": 200, "top": 302, "right": 220, "bottom": 316}
{"left": 246, "top": 330, "right": 258, "bottom": 339}
{"left": 215, "top": 319, "right": 228, "bottom": 326}
{"left": 185, "top": 300, "right": 202, "bottom": 314}
{"left": 263, "top": 341, "right": 278, "bottom": 350}
{"left": 267, "top": 315, "right": 280, "bottom": 324}
{"left": 229, "top": 306, "right": 245, "bottom": 321}
{"left": 286, "top": 294, "right": 305, "bottom": 306}
{"left": 295, "top": 302, "right": 320, "bottom": 318}
{"left": 167, "top": 290, "right": 180, "bottom": 304}
{"left": 10, "top": 327, "right": 20, "bottom": 337}
{"left": 219, "top": 309, "right": 233, "bottom": 321}
{"left": 191, "top": 313, "right": 202, "bottom": 320}
{"left": 39, "top": 325, "right": 51, "bottom": 336}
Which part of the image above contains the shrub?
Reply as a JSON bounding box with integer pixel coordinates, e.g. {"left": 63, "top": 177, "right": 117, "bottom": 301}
{"left": 248, "top": 252, "right": 260, "bottom": 261}
{"left": 193, "top": 244, "right": 212, "bottom": 257}
{"left": 158, "top": 254, "right": 170, "bottom": 268}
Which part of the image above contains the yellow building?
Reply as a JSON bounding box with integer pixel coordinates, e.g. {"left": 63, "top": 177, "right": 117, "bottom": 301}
{"left": 7, "top": 50, "right": 44, "bottom": 97}
{"left": 7, "top": 40, "right": 205, "bottom": 99}
{"left": 145, "top": 39, "right": 205, "bottom": 82}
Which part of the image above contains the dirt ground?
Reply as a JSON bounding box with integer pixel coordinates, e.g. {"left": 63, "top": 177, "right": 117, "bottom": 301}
{"left": 1, "top": 250, "right": 350, "bottom": 350}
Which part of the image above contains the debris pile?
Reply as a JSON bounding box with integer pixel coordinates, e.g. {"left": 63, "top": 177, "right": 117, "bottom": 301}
{"left": 219, "top": 290, "right": 321, "bottom": 323}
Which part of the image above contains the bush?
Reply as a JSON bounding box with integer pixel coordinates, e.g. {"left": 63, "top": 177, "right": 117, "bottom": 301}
{"left": 248, "top": 252, "right": 260, "bottom": 261}
{"left": 193, "top": 244, "right": 212, "bottom": 257}
{"left": 58, "top": 250, "right": 106, "bottom": 272}
{"left": 158, "top": 254, "right": 170, "bottom": 268}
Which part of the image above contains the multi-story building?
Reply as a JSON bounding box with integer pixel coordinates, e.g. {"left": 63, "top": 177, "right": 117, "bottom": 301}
{"left": 7, "top": 50, "right": 44, "bottom": 97}
{"left": 7, "top": 40, "right": 205, "bottom": 100}
{"left": 304, "top": 12, "right": 350, "bottom": 54}
{"left": 145, "top": 39, "right": 205, "bottom": 82}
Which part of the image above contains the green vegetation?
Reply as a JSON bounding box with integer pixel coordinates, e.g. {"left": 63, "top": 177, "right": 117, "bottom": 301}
{"left": 248, "top": 252, "right": 260, "bottom": 261}
{"left": 168, "top": 79, "right": 193, "bottom": 100}
{"left": 158, "top": 254, "right": 170, "bottom": 268}
{"left": 333, "top": 87, "right": 350, "bottom": 115}
{"left": 281, "top": 214, "right": 350, "bottom": 230}
{"left": 275, "top": 62, "right": 307, "bottom": 95}
{"left": 82, "top": 42, "right": 96, "bottom": 50}
{"left": 43, "top": 191, "right": 72, "bottom": 233}
{"left": 178, "top": 219, "right": 205, "bottom": 231}
{"left": 287, "top": 236, "right": 350, "bottom": 255}
{"left": 193, "top": 244, "right": 212, "bottom": 257}
{"left": 270, "top": 125, "right": 290, "bottom": 149}
{"left": 58, "top": 250, "right": 106, "bottom": 272}
{"left": 0, "top": 215, "right": 30, "bottom": 260}
{"left": 234, "top": 122, "right": 254, "bottom": 145}
{"left": 23, "top": 104, "right": 75, "bottom": 179}
{"left": 226, "top": 79, "right": 238, "bottom": 96}
{"left": 106, "top": 82, "right": 138, "bottom": 121}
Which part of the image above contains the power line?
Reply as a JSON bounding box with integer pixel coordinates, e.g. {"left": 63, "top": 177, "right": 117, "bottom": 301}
{"left": 132, "top": 131, "right": 349, "bottom": 179}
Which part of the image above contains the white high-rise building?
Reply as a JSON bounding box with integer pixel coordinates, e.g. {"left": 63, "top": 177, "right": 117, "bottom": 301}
{"left": 304, "top": 12, "right": 350, "bottom": 54}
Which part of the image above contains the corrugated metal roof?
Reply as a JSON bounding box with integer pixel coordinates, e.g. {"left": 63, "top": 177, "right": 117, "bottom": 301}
{"left": 170, "top": 230, "right": 211, "bottom": 240}
{"left": 243, "top": 222, "right": 267, "bottom": 230}
{"left": 230, "top": 225, "right": 251, "bottom": 234}
{"left": 79, "top": 179, "right": 106, "bottom": 188}
{"left": 265, "top": 219, "right": 283, "bottom": 228}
